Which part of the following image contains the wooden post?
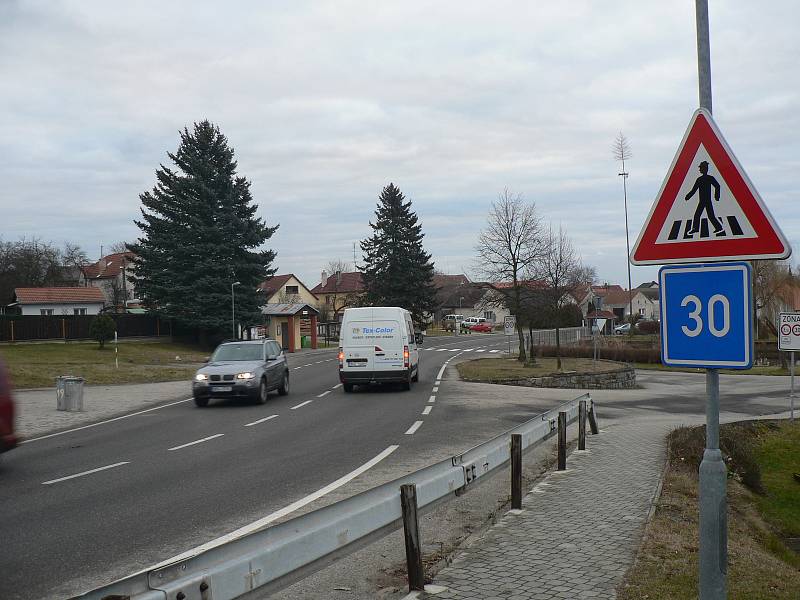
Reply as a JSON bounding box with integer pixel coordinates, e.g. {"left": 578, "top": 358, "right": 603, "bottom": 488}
{"left": 578, "top": 400, "right": 587, "bottom": 451}
{"left": 400, "top": 484, "right": 425, "bottom": 591}
{"left": 558, "top": 411, "right": 567, "bottom": 471}
{"left": 588, "top": 403, "right": 599, "bottom": 435}
{"left": 10, "top": 320, "right": 14, "bottom": 343}
{"left": 511, "top": 434, "right": 522, "bottom": 510}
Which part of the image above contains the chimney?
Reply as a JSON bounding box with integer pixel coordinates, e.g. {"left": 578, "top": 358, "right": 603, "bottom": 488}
{"left": 321, "top": 271, "right": 328, "bottom": 287}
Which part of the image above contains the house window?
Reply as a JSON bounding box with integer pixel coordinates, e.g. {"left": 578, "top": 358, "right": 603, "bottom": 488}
{"left": 326, "top": 295, "right": 332, "bottom": 305}
{"left": 285, "top": 286, "right": 299, "bottom": 295}
{"left": 639, "top": 308, "right": 646, "bottom": 316}
{"left": 74, "top": 308, "right": 87, "bottom": 315}
{"left": 484, "top": 311, "right": 496, "bottom": 321}
{"left": 40, "top": 309, "right": 54, "bottom": 316}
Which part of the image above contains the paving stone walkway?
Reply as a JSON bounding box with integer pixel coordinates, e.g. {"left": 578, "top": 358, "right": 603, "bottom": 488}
{"left": 417, "top": 419, "right": 670, "bottom": 600}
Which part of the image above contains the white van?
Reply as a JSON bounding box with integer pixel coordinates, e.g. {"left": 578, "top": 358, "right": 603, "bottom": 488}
{"left": 339, "top": 307, "right": 421, "bottom": 392}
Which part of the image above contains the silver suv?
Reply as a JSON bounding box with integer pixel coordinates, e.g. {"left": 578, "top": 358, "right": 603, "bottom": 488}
{"left": 192, "top": 339, "right": 289, "bottom": 407}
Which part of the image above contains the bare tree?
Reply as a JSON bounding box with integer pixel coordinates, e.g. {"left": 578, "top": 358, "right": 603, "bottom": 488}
{"left": 533, "top": 226, "right": 583, "bottom": 370}
{"left": 753, "top": 259, "right": 796, "bottom": 337}
{"left": 613, "top": 132, "right": 635, "bottom": 324}
{"left": 109, "top": 241, "right": 131, "bottom": 254}
{"left": 476, "top": 190, "right": 544, "bottom": 362}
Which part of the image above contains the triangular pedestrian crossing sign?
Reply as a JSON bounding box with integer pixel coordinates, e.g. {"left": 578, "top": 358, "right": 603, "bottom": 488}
{"left": 630, "top": 108, "right": 791, "bottom": 265}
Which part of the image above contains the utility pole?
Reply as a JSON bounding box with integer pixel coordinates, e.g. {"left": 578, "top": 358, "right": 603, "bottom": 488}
{"left": 614, "top": 132, "right": 634, "bottom": 327}
{"left": 694, "top": 2, "right": 726, "bottom": 599}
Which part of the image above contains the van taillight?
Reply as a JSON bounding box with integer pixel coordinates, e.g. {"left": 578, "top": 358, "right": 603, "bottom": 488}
{"left": 403, "top": 345, "right": 410, "bottom": 368}
{"left": 338, "top": 348, "right": 344, "bottom": 368}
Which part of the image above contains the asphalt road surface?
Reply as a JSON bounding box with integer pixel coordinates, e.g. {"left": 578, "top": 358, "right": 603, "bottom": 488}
{"left": 0, "top": 333, "right": 509, "bottom": 600}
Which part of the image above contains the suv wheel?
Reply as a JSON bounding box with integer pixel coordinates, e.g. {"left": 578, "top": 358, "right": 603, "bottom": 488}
{"left": 257, "top": 378, "right": 269, "bottom": 404}
{"left": 194, "top": 396, "right": 209, "bottom": 408}
{"left": 278, "top": 372, "right": 289, "bottom": 396}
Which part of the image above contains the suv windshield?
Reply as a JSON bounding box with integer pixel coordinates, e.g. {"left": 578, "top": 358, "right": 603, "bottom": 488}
{"left": 211, "top": 343, "right": 263, "bottom": 362}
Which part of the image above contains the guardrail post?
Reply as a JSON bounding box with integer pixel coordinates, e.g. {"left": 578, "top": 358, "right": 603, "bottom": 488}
{"left": 511, "top": 433, "right": 522, "bottom": 509}
{"left": 557, "top": 411, "right": 567, "bottom": 471}
{"left": 400, "top": 484, "right": 425, "bottom": 591}
{"left": 578, "top": 400, "right": 587, "bottom": 450}
{"left": 588, "top": 402, "right": 599, "bottom": 435}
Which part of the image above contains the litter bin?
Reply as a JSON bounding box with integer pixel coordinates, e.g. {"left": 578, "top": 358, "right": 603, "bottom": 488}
{"left": 301, "top": 335, "right": 311, "bottom": 348}
{"left": 56, "top": 376, "right": 85, "bottom": 412}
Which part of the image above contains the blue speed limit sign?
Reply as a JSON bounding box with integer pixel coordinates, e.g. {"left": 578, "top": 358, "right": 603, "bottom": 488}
{"left": 659, "top": 262, "right": 753, "bottom": 368}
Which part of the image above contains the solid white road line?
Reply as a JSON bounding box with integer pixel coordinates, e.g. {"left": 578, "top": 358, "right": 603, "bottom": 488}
{"left": 428, "top": 395, "right": 436, "bottom": 403}
{"left": 147, "top": 445, "right": 400, "bottom": 569}
{"left": 448, "top": 349, "right": 459, "bottom": 352}
{"left": 317, "top": 390, "right": 331, "bottom": 398}
{"left": 42, "top": 461, "right": 130, "bottom": 485}
{"left": 168, "top": 434, "right": 224, "bottom": 451}
{"left": 244, "top": 415, "right": 278, "bottom": 427}
{"left": 436, "top": 364, "right": 447, "bottom": 380}
{"left": 489, "top": 350, "right": 500, "bottom": 353}
{"left": 290, "top": 400, "right": 313, "bottom": 410}
{"left": 22, "top": 398, "right": 194, "bottom": 445}
{"left": 461, "top": 348, "right": 473, "bottom": 352}
{"left": 405, "top": 421, "right": 423, "bottom": 435}
{"left": 293, "top": 366, "right": 303, "bottom": 370}
{"left": 333, "top": 383, "right": 342, "bottom": 389}
{"left": 436, "top": 348, "right": 447, "bottom": 352}
{"left": 422, "top": 406, "right": 432, "bottom": 415}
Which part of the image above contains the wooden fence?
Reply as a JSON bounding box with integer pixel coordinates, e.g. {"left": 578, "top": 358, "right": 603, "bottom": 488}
{"left": 0, "top": 314, "right": 170, "bottom": 342}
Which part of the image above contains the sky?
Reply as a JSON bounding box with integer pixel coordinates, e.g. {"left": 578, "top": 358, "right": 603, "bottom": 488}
{"left": 2, "top": 1, "right": 798, "bottom": 290}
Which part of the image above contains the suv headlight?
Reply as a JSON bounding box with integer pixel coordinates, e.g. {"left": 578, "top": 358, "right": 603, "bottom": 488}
{"left": 236, "top": 372, "right": 256, "bottom": 380}
{"left": 195, "top": 373, "right": 208, "bottom": 381}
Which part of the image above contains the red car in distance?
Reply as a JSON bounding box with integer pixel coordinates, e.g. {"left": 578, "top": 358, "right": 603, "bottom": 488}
{"left": 469, "top": 323, "right": 493, "bottom": 333}
{"left": 0, "top": 359, "right": 17, "bottom": 457}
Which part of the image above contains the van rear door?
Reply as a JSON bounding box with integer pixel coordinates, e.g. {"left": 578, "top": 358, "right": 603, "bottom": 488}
{"left": 342, "top": 319, "right": 403, "bottom": 373}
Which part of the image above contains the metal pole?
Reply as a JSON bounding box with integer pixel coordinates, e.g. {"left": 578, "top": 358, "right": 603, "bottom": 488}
{"left": 400, "top": 484, "right": 425, "bottom": 591}
{"left": 620, "top": 165, "right": 634, "bottom": 326}
{"left": 699, "top": 369, "right": 727, "bottom": 599}
{"left": 791, "top": 351, "right": 795, "bottom": 422}
{"left": 695, "top": 3, "right": 725, "bottom": 597}
{"left": 696, "top": 0, "right": 713, "bottom": 113}
{"left": 511, "top": 434, "right": 522, "bottom": 510}
{"left": 232, "top": 283, "right": 236, "bottom": 340}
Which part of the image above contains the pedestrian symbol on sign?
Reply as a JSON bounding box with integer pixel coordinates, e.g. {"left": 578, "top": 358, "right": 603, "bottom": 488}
{"left": 684, "top": 161, "right": 724, "bottom": 237}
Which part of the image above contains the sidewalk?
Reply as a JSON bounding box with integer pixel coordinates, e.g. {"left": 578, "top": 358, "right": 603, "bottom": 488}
{"left": 413, "top": 417, "right": 671, "bottom": 600}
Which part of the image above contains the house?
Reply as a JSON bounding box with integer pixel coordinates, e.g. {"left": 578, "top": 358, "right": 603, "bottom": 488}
{"left": 573, "top": 284, "right": 659, "bottom": 323}
{"left": 79, "top": 252, "right": 139, "bottom": 311}
{"left": 432, "top": 274, "right": 492, "bottom": 323}
{"left": 258, "top": 274, "right": 319, "bottom": 307}
{"left": 311, "top": 271, "right": 366, "bottom": 322}
{"left": 9, "top": 287, "right": 106, "bottom": 316}
{"left": 261, "top": 303, "right": 320, "bottom": 352}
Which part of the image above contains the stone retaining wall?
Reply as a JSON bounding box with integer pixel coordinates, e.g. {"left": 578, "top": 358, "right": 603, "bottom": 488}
{"left": 507, "top": 365, "right": 636, "bottom": 389}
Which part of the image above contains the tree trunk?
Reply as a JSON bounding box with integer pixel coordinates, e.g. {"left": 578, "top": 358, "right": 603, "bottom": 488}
{"left": 555, "top": 326, "right": 561, "bottom": 370}
{"left": 516, "top": 326, "right": 526, "bottom": 363}
{"left": 527, "top": 324, "right": 537, "bottom": 365}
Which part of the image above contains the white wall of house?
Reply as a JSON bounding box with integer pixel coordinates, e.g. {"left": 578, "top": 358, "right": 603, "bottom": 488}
{"left": 20, "top": 302, "right": 104, "bottom": 316}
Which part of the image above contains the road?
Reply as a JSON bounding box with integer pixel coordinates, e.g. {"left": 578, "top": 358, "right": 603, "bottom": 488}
{"left": 0, "top": 333, "right": 508, "bottom": 600}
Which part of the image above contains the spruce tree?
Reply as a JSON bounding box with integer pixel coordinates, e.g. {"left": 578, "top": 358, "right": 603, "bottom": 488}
{"left": 360, "top": 183, "right": 437, "bottom": 326}
{"left": 129, "top": 121, "right": 278, "bottom": 339}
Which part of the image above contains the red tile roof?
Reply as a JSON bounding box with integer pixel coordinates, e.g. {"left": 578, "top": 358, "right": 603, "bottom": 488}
{"left": 311, "top": 272, "right": 365, "bottom": 294}
{"left": 14, "top": 287, "right": 106, "bottom": 304}
{"left": 586, "top": 310, "right": 617, "bottom": 320}
{"left": 83, "top": 252, "right": 136, "bottom": 279}
{"left": 433, "top": 274, "right": 470, "bottom": 287}
{"left": 258, "top": 274, "right": 318, "bottom": 300}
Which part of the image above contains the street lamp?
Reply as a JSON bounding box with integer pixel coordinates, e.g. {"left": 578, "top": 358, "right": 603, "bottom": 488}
{"left": 231, "top": 281, "right": 241, "bottom": 339}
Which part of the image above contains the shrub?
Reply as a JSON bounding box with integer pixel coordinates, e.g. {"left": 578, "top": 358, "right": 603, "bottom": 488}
{"left": 89, "top": 314, "right": 116, "bottom": 348}
{"left": 637, "top": 320, "right": 660, "bottom": 334}
{"left": 535, "top": 343, "right": 661, "bottom": 364}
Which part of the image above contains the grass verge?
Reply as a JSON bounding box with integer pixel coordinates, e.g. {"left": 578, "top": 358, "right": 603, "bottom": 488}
{"left": 633, "top": 363, "right": 794, "bottom": 376}
{"left": 618, "top": 420, "right": 800, "bottom": 599}
{"left": 455, "top": 357, "right": 623, "bottom": 382}
{"left": 0, "top": 341, "right": 208, "bottom": 388}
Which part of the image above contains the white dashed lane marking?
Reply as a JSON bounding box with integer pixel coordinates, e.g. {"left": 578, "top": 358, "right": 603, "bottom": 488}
{"left": 405, "top": 421, "right": 423, "bottom": 435}
{"left": 317, "top": 390, "right": 331, "bottom": 398}
{"left": 42, "top": 462, "right": 130, "bottom": 486}
{"left": 333, "top": 383, "right": 342, "bottom": 389}
{"left": 422, "top": 406, "right": 432, "bottom": 415}
{"left": 168, "top": 434, "right": 225, "bottom": 452}
{"left": 428, "top": 396, "right": 436, "bottom": 403}
{"left": 290, "top": 400, "right": 313, "bottom": 410}
{"left": 244, "top": 415, "right": 278, "bottom": 427}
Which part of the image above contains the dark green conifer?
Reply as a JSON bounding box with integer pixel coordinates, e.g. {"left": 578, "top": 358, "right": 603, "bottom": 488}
{"left": 129, "top": 121, "right": 277, "bottom": 338}
{"left": 360, "top": 183, "right": 437, "bottom": 326}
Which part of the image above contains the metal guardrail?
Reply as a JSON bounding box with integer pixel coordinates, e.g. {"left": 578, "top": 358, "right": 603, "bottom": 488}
{"left": 75, "top": 394, "right": 593, "bottom": 600}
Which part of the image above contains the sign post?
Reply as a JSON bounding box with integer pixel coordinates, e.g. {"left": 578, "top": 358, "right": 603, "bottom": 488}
{"left": 778, "top": 312, "right": 800, "bottom": 421}
{"left": 504, "top": 316, "right": 516, "bottom": 356}
{"left": 631, "top": 4, "right": 789, "bottom": 598}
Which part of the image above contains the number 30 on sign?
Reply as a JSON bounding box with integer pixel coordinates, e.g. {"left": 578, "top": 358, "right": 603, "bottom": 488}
{"left": 659, "top": 262, "right": 753, "bottom": 369}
